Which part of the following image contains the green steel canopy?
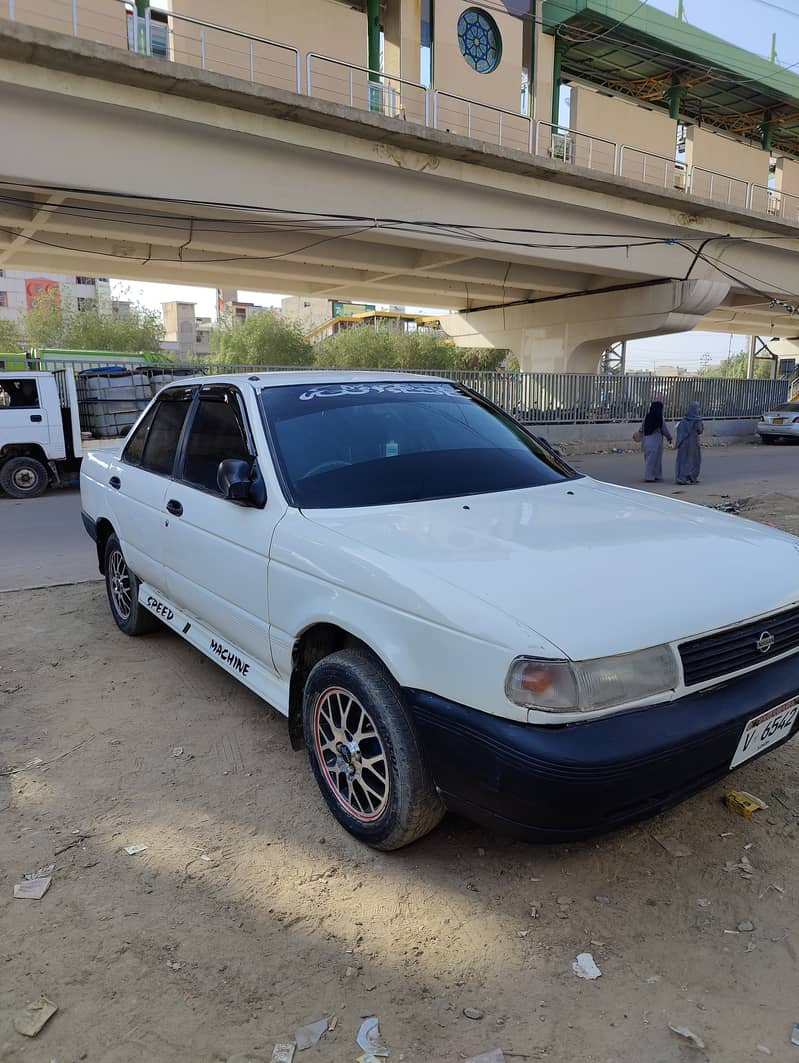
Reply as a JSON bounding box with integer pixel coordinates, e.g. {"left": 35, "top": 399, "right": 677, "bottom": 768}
{"left": 542, "top": 0, "right": 799, "bottom": 156}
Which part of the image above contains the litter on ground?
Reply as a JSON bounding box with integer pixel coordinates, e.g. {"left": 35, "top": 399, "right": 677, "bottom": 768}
{"left": 668, "top": 1024, "right": 706, "bottom": 1050}
{"left": 13, "top": 997, "right": 58, "bottom": 1037}
{"left": 572, "top": 953, "right": 602, "bottom": 980}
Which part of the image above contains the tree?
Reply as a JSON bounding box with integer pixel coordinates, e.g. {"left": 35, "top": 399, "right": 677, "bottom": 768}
{"left": 0, "top": 318, "right": 22, "bottom": 352}
{"left": 700, "top": 350, "right": 772, "bottom": 380}
{"left": 21, "top": 288, "right": 164, "bottom": 354}
{"left": 62, "top": 303, "right": 164, "bottom": 355}
{"left": 314, "top": 326, "right": 510, "bottom": 371}
{"left": 24, "top": 288, "right": 65, "bottom": 349}
{"left": 209, "top": 310, "right": 314, "bottom": 367}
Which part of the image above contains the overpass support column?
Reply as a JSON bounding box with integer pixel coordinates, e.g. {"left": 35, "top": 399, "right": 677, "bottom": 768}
{"left": 439, "top": 279, "right": 730, "bottom": 373}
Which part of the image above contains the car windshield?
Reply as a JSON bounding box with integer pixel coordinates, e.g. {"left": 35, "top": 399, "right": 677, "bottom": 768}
{"left": 775, "top": 403, "right": 799, "bottom": 412}
{"left": 259, "top": 380, "right": 578, "bottom": 509}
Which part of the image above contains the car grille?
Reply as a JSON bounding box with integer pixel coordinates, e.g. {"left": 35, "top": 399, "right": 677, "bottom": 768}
{"left": 679, "top": 605, "right": 799, "bottom": 686}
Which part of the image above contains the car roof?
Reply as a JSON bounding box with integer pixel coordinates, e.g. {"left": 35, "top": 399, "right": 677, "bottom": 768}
{"left": 163, "top": 371, "right": 456, "bottom": 390}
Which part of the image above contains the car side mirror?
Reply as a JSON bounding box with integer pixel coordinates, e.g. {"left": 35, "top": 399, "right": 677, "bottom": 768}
{"left": 217, "top": 458, "right": 266, "bottom": 508}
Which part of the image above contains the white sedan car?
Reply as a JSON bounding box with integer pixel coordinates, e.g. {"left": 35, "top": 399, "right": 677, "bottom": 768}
{"left": 758, "top": 401, "right": 799, "bottom": 443}
{"left": 81, "top": 373, "right": 799, "bottom": 849}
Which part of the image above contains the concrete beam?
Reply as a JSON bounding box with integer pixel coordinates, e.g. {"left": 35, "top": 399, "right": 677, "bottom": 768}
{"left": 440, "top": 279, "right": 731, "bottom": 372}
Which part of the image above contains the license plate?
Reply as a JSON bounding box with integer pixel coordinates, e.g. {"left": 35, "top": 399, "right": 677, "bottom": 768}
{"left": 773, "top": 417, "right": 784, "bottom": 424}
{"left": 730, "top": 696, "right": 799, "bottom": 768}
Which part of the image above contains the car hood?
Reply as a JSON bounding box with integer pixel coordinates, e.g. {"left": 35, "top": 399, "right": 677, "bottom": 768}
{"left": 304, "top": 478, "right": 799, "bottom": 660}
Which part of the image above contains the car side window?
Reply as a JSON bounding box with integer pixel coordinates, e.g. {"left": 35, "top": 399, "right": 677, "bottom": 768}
{"left": 139, "top": 391, "right": 193, "bottom": 476}
{"left": 121, "top": 403, "right": 157, "bottom": 466}
{"left": 0, "top": 378, "right": 39, "bottom": 409}
{"left": 181, "top": 388, "right": 252, "bottom": 494}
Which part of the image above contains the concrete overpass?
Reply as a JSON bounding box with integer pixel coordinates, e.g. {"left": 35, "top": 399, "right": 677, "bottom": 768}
{"left": 0, "top": 19, "right": 798, "bottom": 371}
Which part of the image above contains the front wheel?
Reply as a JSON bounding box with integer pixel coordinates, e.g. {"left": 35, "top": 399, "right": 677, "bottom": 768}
{"left": 103, "top": 533, "right": 159, "bottom": 636}
{"left": 303, "top": 649, "right": 445, "bottom": 850}
{"left": 0, "top": 456, "right": 49, "bottom": 498}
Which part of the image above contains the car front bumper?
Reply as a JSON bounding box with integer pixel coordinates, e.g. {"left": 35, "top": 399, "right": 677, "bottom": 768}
{"left": 405, "top": 653, "right": 799, "bottom": 841}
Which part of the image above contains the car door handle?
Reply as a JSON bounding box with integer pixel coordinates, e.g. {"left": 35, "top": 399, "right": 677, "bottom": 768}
{"left": 166, "top": 499, "right": 183, "bottom": 517}
{"left": 109, "top": 475, "right": 121, "bottom": 490}
{"left": 30, "top": 414, "right": 42, "bottom": 422}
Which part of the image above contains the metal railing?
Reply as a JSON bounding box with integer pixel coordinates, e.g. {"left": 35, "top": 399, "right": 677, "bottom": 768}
{"left": 308, "top": 54, "right": 428, "bottom": 124}
{"left": 3, "top": 1, "right": 798, "bottom": 229}
{"left": 617, "top": 145, "right": 687, "bottom": 191}
{"left": 534, "top": 121, "right": 617, "bottom": 174}
{"left": 748, "top": 183, "right": 799, "bottom": 224}
{"left": 161, "top": 10, "right": 301, "bottom": 94}
{"left": 690, "top": 165, "right": 749, "bottom": 209}
{"left": 433, "top": 91, "right": 531, "bottom": 153}
{"left": 31, "top": 356, "right": 788, "bottom": 426}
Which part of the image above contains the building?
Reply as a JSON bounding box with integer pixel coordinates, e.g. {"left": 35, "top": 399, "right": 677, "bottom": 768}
{"left": 0, "top": 270, "right": 111, "bottom": 322}
{"left": 161, "top": 301, "right": 212, "bottom": 359}
{"left": 653, "top": 364, "right": 690, "bottom": 377}
{"left": 282, "top": 297, "right": 381, "bottom": 333}
{"left": 307, "top": 308, "right": 444, "bottom": 345}
{"left": 125, "top": 0, "right": 799, "bottom": 208}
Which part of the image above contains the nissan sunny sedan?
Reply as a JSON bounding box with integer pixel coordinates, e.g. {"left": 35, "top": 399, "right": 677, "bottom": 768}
{"left": 81, "top": 373, "right": 799, "bottom": 849}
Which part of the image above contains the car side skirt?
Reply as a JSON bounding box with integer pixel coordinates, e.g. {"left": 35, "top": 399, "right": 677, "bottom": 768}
{"left": 137, "top": 582, "right": 289, "bottom": 716}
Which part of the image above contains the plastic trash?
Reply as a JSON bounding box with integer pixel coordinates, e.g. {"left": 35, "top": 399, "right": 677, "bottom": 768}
{"left": 465, "top": 1051, "right": 505, "bottom": 1063}
{"left": 572, "top": 953, "right": 602, "bottom": 980}
{"left": 124, "top": 844, "right": 148, "bottom": 856}
{"left": 357, "top": 1017, "right": 389, "bottom": 1057}
{"left": 294, "top": 1018, "right": 328, "bottom": 1051}
{"left": 725, "top": 790, "right": 768, "bottom": 817}
{"left": 668, "top": 1024, "right": 706, "bottom": 1050}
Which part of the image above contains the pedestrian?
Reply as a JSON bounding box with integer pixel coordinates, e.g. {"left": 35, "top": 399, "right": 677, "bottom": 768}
{"left": 675, "top": 400, "right": 704, "bottom": 484}
{"left": 640, "top": 400, "right": 672, "bottom": 482}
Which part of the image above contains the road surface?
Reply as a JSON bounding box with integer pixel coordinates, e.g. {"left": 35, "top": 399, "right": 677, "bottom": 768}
{"left": 0, "top": 488, "right": 97, "bottom": 591}
{"left": 1, "top": 442, "right": 797, "bottom": 591}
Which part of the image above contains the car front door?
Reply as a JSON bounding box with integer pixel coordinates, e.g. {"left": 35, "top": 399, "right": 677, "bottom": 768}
{"left": 109, "top": 386, "right": 194, "bottom": 590}
{"left": 161, "top": 383, "right": 285, "bottom": 672}
{"left": 0, "top": 376, "right": 51, "bottom": 451}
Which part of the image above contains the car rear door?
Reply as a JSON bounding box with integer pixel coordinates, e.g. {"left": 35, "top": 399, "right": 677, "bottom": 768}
{"left": 108, "top": 386, "right": 194, "bottom": 590}
{"left": 160, "top": 383, "right": 286, "bottom": 671}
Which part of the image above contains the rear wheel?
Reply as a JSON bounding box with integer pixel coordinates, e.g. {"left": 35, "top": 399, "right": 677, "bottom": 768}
{"left": 303, "top": 649, "right": 445, "bottom": 850}
{"left": 760, "top": 434, "right": 776, "bottom": 445}
{"left": 0, "top": 456, "right": 48, "bottom": 498}
{"left": 103, "top": 533, "right": 159, "bottom": 636}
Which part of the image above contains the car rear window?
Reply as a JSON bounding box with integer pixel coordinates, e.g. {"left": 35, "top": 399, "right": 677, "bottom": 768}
{"left": 260, "top": 381, "right": 578, "bottom": 509}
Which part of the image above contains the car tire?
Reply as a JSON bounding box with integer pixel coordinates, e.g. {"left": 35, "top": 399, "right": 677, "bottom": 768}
{"left": 0, "top": 456, "right": 49, "bottom": 498}
{"left": 760, "top": 435, "right": 776, "bottom": 445}
{"left": 303, "top": 648, "right": 445, "bottom": 850}
{"left": 103, "top": 533, "right": 159, "bottom": 636}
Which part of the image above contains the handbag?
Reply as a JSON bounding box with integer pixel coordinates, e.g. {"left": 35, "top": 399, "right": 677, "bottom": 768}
{"left": 632, "top": 429, "right": 642, "bottom": 443}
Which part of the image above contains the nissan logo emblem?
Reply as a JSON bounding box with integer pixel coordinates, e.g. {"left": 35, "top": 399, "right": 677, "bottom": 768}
{"left": 757, "top": 631, "right": 775, "bottom": 655}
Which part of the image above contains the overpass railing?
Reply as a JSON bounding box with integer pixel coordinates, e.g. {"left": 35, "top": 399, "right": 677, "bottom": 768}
{"left": 30, "top": 356, "right": 788, "bottom": 425}
{"left": 4, "top": 0, "right": 798, "bottom": 229}
{"left": 307, "top": 54, "right": 428, "bottom": 125}
{"left": 157, "top": 10, "right": 301, "bottom": 95}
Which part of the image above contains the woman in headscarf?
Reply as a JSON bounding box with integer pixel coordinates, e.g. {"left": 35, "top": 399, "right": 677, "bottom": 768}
{"left": 675, "top": 400, "right": 704, "bottom": 484}
{"left": 640, "top": 400, "right": 672, "bottom": 482}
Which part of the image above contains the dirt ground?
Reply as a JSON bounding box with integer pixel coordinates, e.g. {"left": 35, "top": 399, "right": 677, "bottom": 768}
{"left": 2, "top": 497, "right": 799, "bottom": 1063}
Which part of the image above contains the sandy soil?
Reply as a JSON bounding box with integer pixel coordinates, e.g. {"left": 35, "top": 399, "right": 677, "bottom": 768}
{"left": 1, "top": 500, "right": 799, "bottom": 1063}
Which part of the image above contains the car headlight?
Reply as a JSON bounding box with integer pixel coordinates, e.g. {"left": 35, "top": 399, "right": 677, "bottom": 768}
{"left": 506, "top": 645, "right": 679, "bottom": 714}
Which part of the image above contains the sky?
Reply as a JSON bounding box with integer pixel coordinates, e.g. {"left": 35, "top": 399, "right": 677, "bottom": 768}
{"left": 111, "top": 0, "right": 799, "bottom": 372}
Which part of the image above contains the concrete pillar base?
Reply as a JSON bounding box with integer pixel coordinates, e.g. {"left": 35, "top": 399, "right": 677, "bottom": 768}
{"left": 439, "top": 279, "right": 730, "bottom": 373}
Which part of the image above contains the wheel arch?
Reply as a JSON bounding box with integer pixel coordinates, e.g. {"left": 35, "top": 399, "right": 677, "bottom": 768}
{"left": 287, "top": 622, "right": 392, "bottom": 751}
{"left": 0, "top": 443, "right": 49, "bottom": 465}
{"left": 95, "top": 517, "right": 116, "bottom": 573}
